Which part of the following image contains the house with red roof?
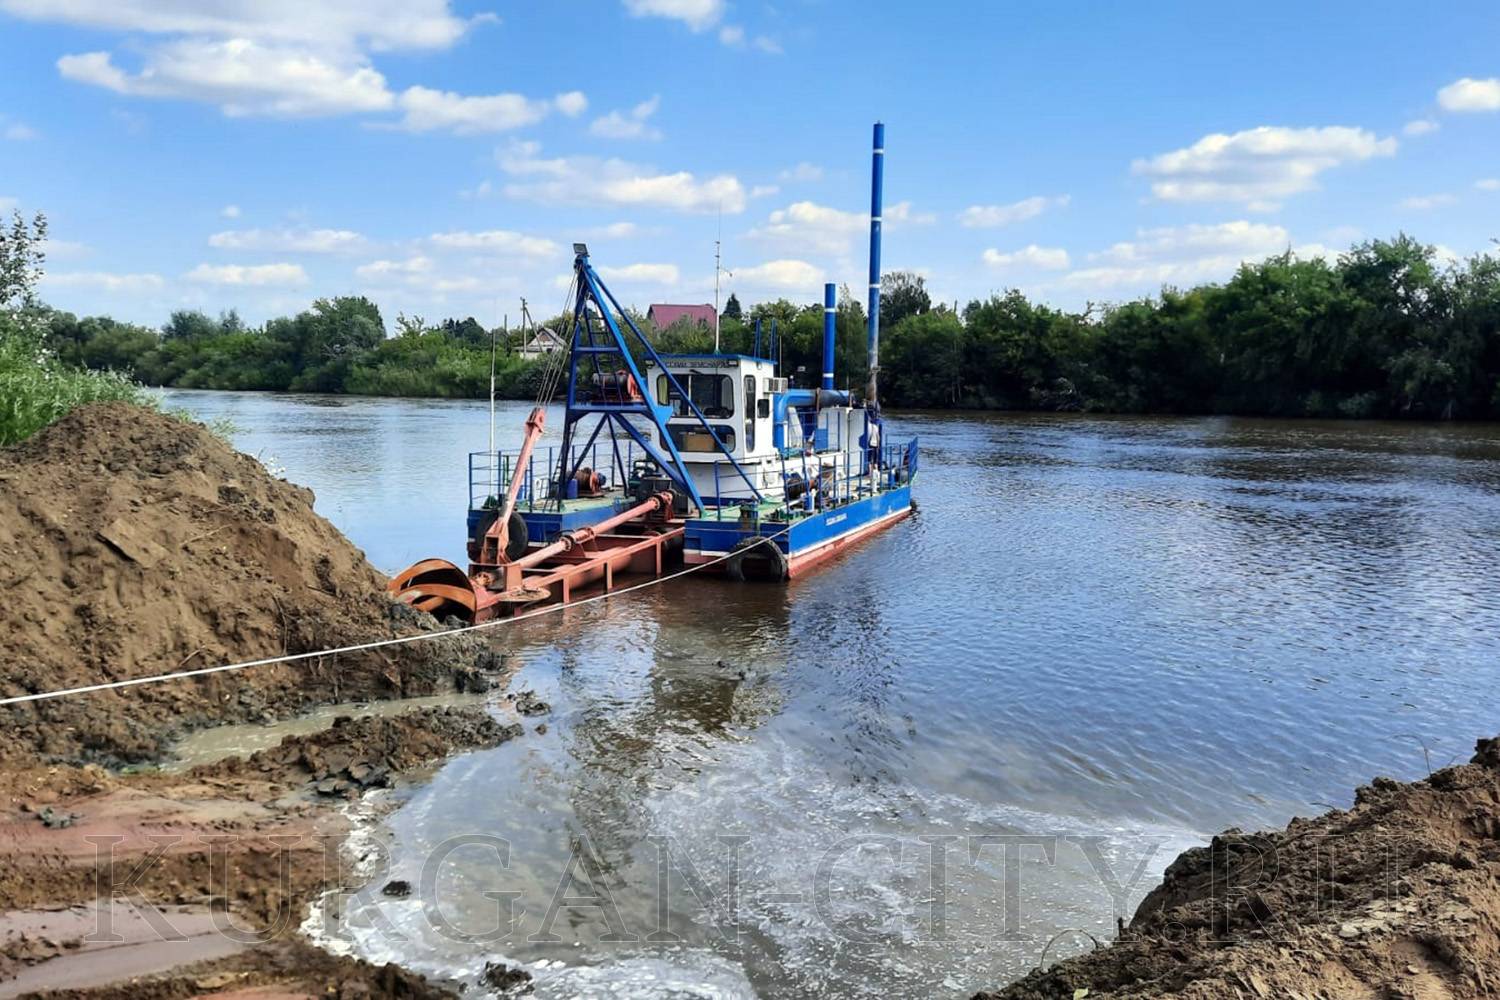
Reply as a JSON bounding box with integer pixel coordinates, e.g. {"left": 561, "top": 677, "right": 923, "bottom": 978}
{"left": 647, "top": 303, "right": 716, "bottom": 330}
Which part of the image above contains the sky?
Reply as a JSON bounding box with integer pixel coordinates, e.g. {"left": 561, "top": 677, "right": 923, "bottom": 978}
{"left": 1, "top": 0, "right": 1498, "bottom": 329}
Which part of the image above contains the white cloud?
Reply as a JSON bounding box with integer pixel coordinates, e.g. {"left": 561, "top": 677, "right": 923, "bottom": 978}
{"left": 732, "top": 259, "right": 824, "bottom": 292}
{"left": 356, "top": 256, "right": 433, "bottom": 279}
{"left": 622, "top": 0, "right": 724, "bottom": 31}
{"left": 497, "top": 141, "right": 746, "bottom": 214}
{"left": 209, "top": 227, "right": 365, "bottom": 253}
{"left": 591, "top": 222, "right": 642, "bottom": 238}
{"left": 220, "top": 204, "right": 240, "bottom": 218}
{"left": 554, "top": 91, "right": 588, "bottom": 117}
{"left": 778, "top": 162, "right": 823, "bottom": 183}
{"left": 0, "top": 196, "right": 15, "bottom": 212}
{"left": 393, "top": 86, "right": 584, "bottom": 134}
{"left": 959, "top": 194, "right": 1070, "bottom": 228}
{"left": 715, "top": 24, "right": 781, "bottom": 52}
{"left": 58, "top": 41, "right": 395, "bottom": 117}
{"left": 598, "top": 262, "right": 680, "bottom": 284}
{"left": 427, "top": 229, "right": 561, "bottom": 260}
{"left": 42, "top": 270, "right": 163, "bottom": 292}
{"left": 982, "top": 245, "right": 1071, "bottom": 270}
{"left": 1061, "top": 221, "right": 1293, "bottom": 291}
{"left": 1398, "top": 193, "right": 1457, "bottom": 210}
{"left": 35, "top": 4, "right": 547, "bottom": 127}
{"left": 1132, "top": 125, "right": 1397, "bottom": 206}
{"left": 750, "top": 184, "right": 779, "bottom": 198}
{"left": 1476, "top": 178, "right": 1500, "bottom": 192}
{"left": 0, "top": 0, "right": 480, "bottom": 52}
{"left": 2, "top": 120, "right": 37, "bottom": 141}
{"left": 1437, "top": 77, "right": 1500, "bottom": 112}
{"left": 749, "top": 199, "right": 933, "bottom": 255}
{"left": 186, "top": 262, "right": 308, "bottom": 287}
{"left": 1403, "top": 118, "right": 1439, "bottom": 136}
{"left": 590, "top": 94, "right": 662, "bottom": 140}
{"left": 354, "top": 255, "right": 482, "bottom": 294}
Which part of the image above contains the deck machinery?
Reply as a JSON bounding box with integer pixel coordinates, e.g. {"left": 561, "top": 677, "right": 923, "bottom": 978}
{"left": 389, "top": 124, "right": 918, "bottom": 622}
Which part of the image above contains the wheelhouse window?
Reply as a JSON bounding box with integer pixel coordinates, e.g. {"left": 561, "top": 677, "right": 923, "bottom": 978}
{"left": 655, "top": 372, "right": 734, "bottom": 419}
{"left": 664, "top": 423, "right": 736, "bottom": 452}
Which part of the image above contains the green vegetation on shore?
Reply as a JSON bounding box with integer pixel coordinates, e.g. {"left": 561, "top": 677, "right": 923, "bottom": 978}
{"left": 12, "top": 209, "right": 1500, "bottom": 432}
{"left": 0, "top": 212, "right": 150, "bottom": 446}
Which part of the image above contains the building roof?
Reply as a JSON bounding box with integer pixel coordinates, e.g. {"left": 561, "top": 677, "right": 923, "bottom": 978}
{"left": 518, "top": 327, "right": 563, "bottom": 351}
{"left": 647, "top": 303, "right": 716, "bottom": 329}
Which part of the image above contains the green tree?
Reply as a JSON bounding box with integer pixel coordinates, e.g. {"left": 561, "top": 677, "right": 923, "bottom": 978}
{"left": 722, "top": 293, "right": 742, "bottom": 321}
{"left": 880, "top": 270, "right": 930, "bottom": 329}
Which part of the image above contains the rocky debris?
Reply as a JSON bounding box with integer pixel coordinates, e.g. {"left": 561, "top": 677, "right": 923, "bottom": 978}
{"left": 482, "top": 960, "right": 535, "bottom": 994}
{"left": 512, "top": 690, "right": 550, "bottom": 717}
{"left": 382, "top": 879, "right": 413, "bottom": 899}
{"left": 973, "top": 735, "right": 1500, "bottom": 1000}
{"left": 0, "top": 403, "right": 503, "bottom": 765}
{"left": 192, "top": 707, "right": 522, "bottom": 797}
{"left": 35, "top": 806, "right": 78, "bottom": 829}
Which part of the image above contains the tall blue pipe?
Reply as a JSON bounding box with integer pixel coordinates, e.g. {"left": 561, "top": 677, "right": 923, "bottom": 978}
{"left": 754, "top": 317, "right": 762, "bottom": 359}
{"left": 770, "top": 318, "right": 778, "bottom": 373}
{"left": 866, "top": 122, "right": 884, "bottom": 404}
{"left": 822, "top": 282, "right": 837, "bottom": 390}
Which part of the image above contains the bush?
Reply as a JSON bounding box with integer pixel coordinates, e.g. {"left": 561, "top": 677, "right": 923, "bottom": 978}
{"left": 0, "top": 316, "right": 151, "bottom": 446}
{"left": 0, "top": 209, "right": 154, "bottom": 446}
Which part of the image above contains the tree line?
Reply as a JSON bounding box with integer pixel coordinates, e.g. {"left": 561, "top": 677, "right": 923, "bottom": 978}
{"left": 26, "top": 227, "right": 1500, "bottom": 421}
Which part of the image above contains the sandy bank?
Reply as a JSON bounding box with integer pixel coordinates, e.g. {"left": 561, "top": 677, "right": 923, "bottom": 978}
{"left": 976, "top": 737, "right": 1500, "bottom": 999}
{"left": 0, "top": 403, "right": 522, "bottom": 997}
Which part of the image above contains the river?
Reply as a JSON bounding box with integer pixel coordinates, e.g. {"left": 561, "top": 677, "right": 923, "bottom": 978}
{"left": 160, "top": 388, "right": 1500, "bottom": 998}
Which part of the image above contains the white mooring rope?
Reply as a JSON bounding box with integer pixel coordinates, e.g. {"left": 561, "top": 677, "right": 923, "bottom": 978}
{"left": 0, "top": 524, "right": 792, "bottom": 708}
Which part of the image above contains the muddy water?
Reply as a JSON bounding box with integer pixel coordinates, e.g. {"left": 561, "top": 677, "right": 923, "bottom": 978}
{"left": 161, "top": 389, "right": 1500, "bottom": 998}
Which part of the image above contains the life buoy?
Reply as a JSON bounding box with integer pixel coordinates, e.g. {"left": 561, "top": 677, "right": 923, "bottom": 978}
{"left": 724, "top": 536, "right": 788, "bottom": 582}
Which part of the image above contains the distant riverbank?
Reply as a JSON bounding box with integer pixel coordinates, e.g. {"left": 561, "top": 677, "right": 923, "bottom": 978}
{"left": 35, "top": 233, "right": 1500, "bottom": 423}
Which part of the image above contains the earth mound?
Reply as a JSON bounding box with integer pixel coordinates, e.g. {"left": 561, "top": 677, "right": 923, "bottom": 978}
{"left": 976, "top": 736, "right": 1500, "bottom": 1000}
{"left": 0, "top": 403, "right": 492, "bottom": 764}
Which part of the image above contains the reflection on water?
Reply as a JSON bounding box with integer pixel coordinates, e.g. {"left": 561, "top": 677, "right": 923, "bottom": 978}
{"left": 162, "top": 390, "right": 1500, "bottom": 997}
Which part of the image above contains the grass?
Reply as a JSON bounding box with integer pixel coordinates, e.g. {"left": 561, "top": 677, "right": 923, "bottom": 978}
{"left": 0, "top": 328, "right": 151, "bottom": 447}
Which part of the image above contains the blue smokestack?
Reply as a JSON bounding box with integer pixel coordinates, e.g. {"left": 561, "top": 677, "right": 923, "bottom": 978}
{"left": 822, "top": 282, "right": 837, "bottom": 390}
{"left": 866, "top": 122, "right": 884, "bottom": 404}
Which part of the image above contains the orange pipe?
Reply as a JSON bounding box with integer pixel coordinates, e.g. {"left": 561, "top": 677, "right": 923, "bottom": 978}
{"left": 481, "top": 406, "right": 545, "bottom": 564}
{"left": 513, "top": 492, "right": 672, "bottom": 570}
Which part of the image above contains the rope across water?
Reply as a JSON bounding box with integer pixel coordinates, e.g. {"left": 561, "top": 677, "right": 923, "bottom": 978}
{"left": 0, "top": 522, "right": 792, "bottom": 708}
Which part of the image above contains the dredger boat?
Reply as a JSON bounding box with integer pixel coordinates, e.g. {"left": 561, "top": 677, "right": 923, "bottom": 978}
{"left": 389, "top": 124, "right": 917, "bottom": 622}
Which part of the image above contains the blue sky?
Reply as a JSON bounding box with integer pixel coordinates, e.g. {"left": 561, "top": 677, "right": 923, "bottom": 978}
{"left": 1, "top": 0, "right": 1497, "bottom": 328}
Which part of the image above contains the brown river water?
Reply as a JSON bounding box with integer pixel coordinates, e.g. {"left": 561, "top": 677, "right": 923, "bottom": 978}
{"left": 161, "top": 389, "right": 1500, "bottom": 998}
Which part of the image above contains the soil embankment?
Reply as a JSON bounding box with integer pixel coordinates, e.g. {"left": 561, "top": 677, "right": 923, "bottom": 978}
{"left": 977, "top": 737, "right": 1500, "bottom": 1000}
{"left": 0, "top": 402, "right": 496, "bottom": 764}
{"left": 0, "top": 404, "right": 518, "bottom": 997}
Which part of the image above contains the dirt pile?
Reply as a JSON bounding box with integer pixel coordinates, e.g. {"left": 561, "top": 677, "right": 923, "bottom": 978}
{"left": 0, "top": 402, "right": 494, "bottom": 764}
{"left": 977, "top": 736, "right": 1500, "bottom": 1000}
{"left": 193, "top": 706, "right": 523, "bottom": 796}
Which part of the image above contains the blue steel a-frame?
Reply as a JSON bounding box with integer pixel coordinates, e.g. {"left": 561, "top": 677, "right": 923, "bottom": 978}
{"left": 550, "top": 247, "right": 763, "bottom": 512}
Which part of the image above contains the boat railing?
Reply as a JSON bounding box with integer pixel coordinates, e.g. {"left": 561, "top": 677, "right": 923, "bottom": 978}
{"left": 709, "top": 438, "right": 914, "bottom": 521}
{"left": 469, "top": 437, "right": 640, "bottom": 511}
